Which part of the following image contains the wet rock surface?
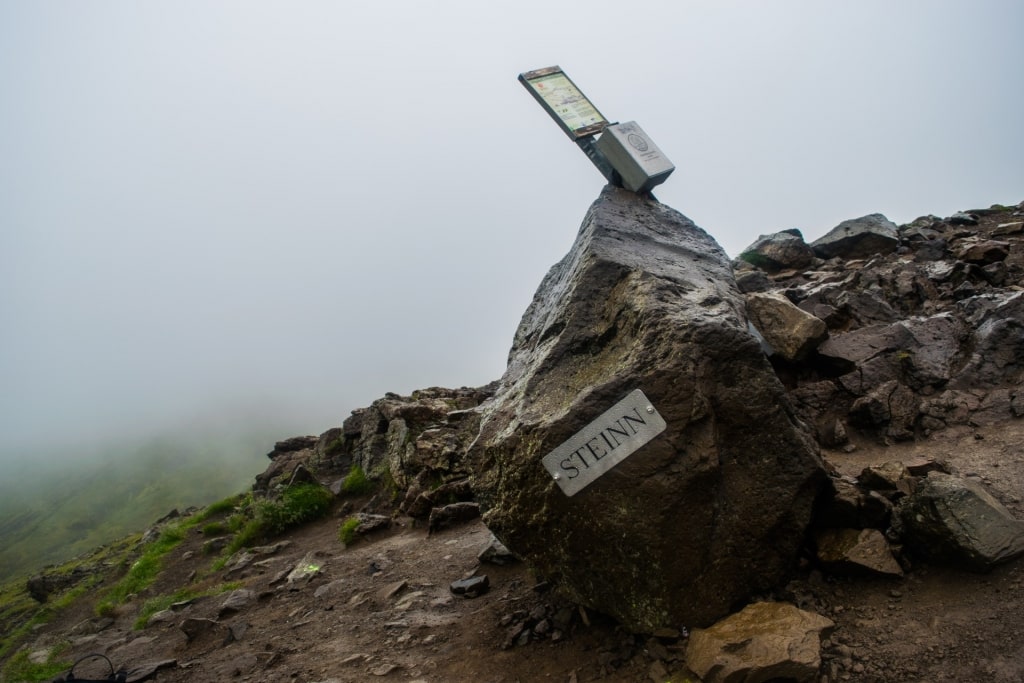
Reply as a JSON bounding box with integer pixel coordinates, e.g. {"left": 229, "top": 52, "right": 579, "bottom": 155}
{"left": 469, "top": 185, "right": 825, "bottom": 631}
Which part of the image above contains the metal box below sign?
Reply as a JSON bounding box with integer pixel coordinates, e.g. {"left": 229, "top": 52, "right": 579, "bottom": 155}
{"left": 596, "top": 121, "right": 675, "bottom": 193}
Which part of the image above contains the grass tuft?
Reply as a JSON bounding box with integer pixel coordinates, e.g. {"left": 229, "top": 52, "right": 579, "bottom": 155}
{"left": 338, "top": 517, "right": 361, "bottom": 545}
{"left": 94, "top": 524, "right": 188, "bottom": 615}
{"left": 340, "top": 465, "right": 374, "bottom": 495}
{"left": 216, "top": 483, "right": 334, "bottom": 563}
{"left": 201, "top": 521, "right": 227, "bottom": 536}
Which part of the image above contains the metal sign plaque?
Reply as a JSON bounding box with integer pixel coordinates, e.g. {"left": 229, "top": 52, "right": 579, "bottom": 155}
{"left": 541, "top": 389, "right": 667, "bottom": 497}
{"left": 595, "top": 121, "right": 675, "bottom": 193}
{"left": 519, "top": 66, "right": 609, "bottom": 140}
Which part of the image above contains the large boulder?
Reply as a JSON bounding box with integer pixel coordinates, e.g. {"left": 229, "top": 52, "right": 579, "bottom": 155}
{"left": 896, "top": 471, "right": 1024, "bottom": 571}
{"left": 810, "top": 213, "right": 899, "bottom": 260}
{"left": 469, "top": 186, "right": 826, "bottom": 631}
{"left": 745, "top": 291, "right": 828, "bottom": 361}
{"left": 739, "top": 230, "right": 816, "bottom": 272}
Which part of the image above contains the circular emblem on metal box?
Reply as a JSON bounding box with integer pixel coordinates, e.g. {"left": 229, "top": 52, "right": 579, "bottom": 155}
{"left": 627, "top": 133, "right": 649, "bottom": 152}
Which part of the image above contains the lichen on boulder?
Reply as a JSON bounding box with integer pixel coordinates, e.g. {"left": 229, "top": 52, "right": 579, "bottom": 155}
{"left": 468, "top": 186, "right": 827, "bottom": 630}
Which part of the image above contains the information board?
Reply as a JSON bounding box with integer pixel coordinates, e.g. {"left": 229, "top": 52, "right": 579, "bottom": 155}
{"left": 519, "top": 66, "right": 609, "bottom": 140}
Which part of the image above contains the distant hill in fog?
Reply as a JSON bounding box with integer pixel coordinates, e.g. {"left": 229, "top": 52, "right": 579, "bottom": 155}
{"left": 0, "top": 430, "right": 276, "bottom": 580}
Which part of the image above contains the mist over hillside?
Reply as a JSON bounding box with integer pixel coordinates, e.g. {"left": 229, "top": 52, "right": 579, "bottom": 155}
{"left": 0, "top": 420, "right": 293, "bottom": 580}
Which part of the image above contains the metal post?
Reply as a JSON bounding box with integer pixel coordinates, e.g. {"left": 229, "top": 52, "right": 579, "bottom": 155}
{"left": 575, "top": 135, "right": 621, "bottom": 187}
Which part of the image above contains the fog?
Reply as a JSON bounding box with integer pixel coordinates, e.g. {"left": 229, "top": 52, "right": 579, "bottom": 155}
{"left": 2, "top": 1, "right": 1022, "bottom": 462}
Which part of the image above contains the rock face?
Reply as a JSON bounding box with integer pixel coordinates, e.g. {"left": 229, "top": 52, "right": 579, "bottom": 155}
{"left": 328, "top": 386, "right": 494, "bottom": 488}
{"left": 469, "top": 186, "right": 826, "bottom": 631}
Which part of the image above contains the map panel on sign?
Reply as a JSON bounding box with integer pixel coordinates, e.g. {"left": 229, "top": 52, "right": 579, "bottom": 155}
{"left": 527, "top": 73, "right": 607, "bottom": 134}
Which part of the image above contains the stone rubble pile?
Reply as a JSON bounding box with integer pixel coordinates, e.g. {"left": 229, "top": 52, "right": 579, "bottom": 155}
{"left": 30, "top": 197, "right": 1024, "bottom": 683}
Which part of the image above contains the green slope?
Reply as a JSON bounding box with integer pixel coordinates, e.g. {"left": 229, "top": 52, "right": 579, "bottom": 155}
{"left": 0, "top": 429, "right": 278, "bottom": 581}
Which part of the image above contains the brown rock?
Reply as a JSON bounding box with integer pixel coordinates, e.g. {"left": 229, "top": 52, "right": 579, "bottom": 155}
{"left": 816, "top": 528, "right": 904, "bottom": 577}
{"left": 745, "top": 291, "right": 828, "bottom": 361}
{"left": 686, "top": 602, "right": 834, "bottom": 683}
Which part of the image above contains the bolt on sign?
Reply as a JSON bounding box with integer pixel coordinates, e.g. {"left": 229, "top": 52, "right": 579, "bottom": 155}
{"left": 541, "top": 389, "right": 667, "bottom": 497}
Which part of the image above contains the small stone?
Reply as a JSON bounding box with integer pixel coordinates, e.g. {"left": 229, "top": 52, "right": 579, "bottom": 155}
{"left": 449, "top": 575, "right": 489, "bottom": 598}
{"left": 948, "top": 211, "right": 979, "bottom": 225}
{"left": 478, "top": 534, "right": 516, "bottom": 565}
{"left": 428, "top": 502, "right": 480, "bottom": 534}
{"left": 370, "top": 663, "right": 400, "bottom": 676}
{"left": 384, "top": 579, "right": 408, "bottom": 599}
{"left": 218, "top": 589, "right": 255, "bottom": 617}
{"left": 179, "top": 617, "right": 218, "bottom": 642}
{"left": 146, "top": 609, "right": 176, "bottom": 626}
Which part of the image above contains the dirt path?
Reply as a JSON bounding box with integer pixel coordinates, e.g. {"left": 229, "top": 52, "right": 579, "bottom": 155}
{"left": 18, "top": 420, "right": 1024, "bottom": 683}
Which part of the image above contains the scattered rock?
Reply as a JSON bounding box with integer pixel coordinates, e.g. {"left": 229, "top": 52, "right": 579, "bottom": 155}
{"left": 738, "top": 231, "right": 816, "bottom": 272}
{"left": 268, "top": 435, "right": 319, "bottom": 457}
{"left": 478, "top": 534, "right": 516, "bottom": 565}
{"left": 383, "top": 579, "right": 408, "bottom": 600}
{"left": 859, "top": 461, "right": 914, "bottom": 497}
{"left": 427, "top": 501, "right": 480, "bottom": 533}
{"left": 401, "top": 477, "right": 473, "bottom": 518}
{"left": 745, "top": 291, "right": 829, "bottom": 361}
{"left": 450, "top": 575, "right": 489, "bottom": 598}
{"left": 816, "top": 528, "right": 904, "bottom": 577}
{"left": 685, "top": 602, "right": 835, "bottom": 683}
{"left": 817, "top": 477, "right": 893, "bottom": 530}
{"left": 124, "top": 659, "right": 177, "bottom": 682}
{"left": 313, "top": 579, "right": 347, "bottom": 600}
{"left": 896, "top": 471, "right": 1024, "bottom": 571}
{"left": 370, "top": 663, "right": 400, "bottom": 676}
{"left": 351, "top": 513, "right": 391, "bottom": 535}
{"left": 957, "top": 239, "right": 1010, "bottom": 265}
{"left": 69, "top": 617, "right": 115, "bottom": 636}
{"left": 218, "top": 589, "right": 255, "bottom": 617}
{"left": 26, "top": 565, "right": 94, "bottom": 603}
{"left": 179, "top": 617, "right": 219, "bottom": 643}
{"left": 286, "top": 551, "right": 326, "bottom": 587}
{"left": 810, "top": 213, "right": 899, "bottom": 260}
{"left": 948, "top": 211, "right": 979, "bottom": 226}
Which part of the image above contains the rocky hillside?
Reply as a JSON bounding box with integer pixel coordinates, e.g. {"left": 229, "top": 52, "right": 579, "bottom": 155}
{"left": 3, "top": 198, "right": 1024, "bottom": 683}
{"left": 737, "top": 204, "right": 1024, "bottom": 448}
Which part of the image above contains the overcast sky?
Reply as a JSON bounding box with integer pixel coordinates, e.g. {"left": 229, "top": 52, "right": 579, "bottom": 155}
{"left": 2, "top": 1, "right": 1022, "bottom": 458}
